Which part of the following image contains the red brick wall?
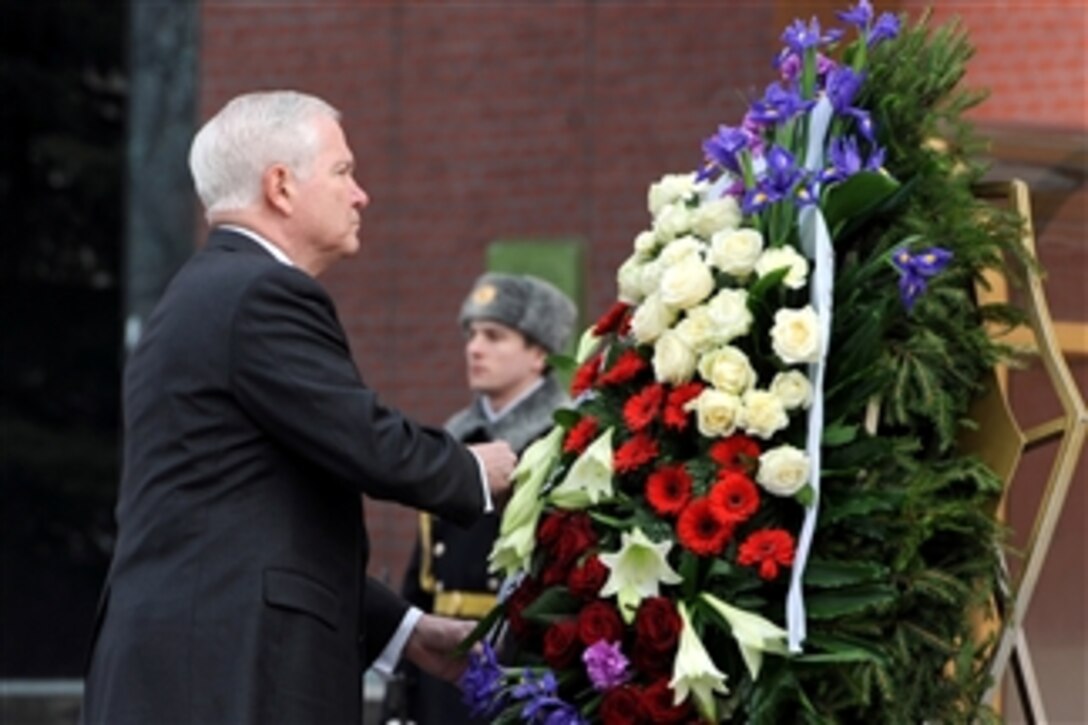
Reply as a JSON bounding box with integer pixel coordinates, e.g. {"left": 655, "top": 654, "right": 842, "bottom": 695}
{"left": 198, "top": 2, "right": 1085, "bottom": 620}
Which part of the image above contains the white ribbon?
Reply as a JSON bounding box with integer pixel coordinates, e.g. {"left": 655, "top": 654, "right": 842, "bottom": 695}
{"left": 785, "top": 95, "right": 835, "bottom": 653}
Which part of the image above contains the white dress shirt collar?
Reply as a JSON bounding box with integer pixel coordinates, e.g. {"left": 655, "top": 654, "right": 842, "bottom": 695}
{"left": 218, "top": 224, "right": 294, "bottom": 267}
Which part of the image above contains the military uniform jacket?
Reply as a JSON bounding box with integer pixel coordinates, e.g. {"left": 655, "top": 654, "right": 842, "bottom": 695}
{"left": 80, "top": 229, "right": 484, "bottom": 725}
{"left": 402, "top": 375, "right": 569, "bottom": 617}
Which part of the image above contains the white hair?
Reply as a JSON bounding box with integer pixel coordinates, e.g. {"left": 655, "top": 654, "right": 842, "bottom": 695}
{"left": 188, "top": 90, "right": 340, "bottom": 215}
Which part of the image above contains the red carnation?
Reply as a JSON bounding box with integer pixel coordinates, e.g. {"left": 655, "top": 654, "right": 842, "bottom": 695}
{"left": 676, "top": 498, "right": 734, "bottom": 556}
{"left": 663, "top": 382, "right": 704, "bottom": 431}
{"left": 594, "top": 301, "right": 632, "bottom": 336}
{"left": 564, "top": 416, "right": 600, "bottom": 455}
{"left": 599, "top": 684, "right": 649, "bottom": 725}
{"left": 709, "top": 433, "right": 761, "bottom": 473}
{"left": 623, "top": 383, "right": 665, "bottom": 433}
{"left": 567, "top": 554, "right": 609, "bottom": 599}
{"left": 708, "top": 470, "right": 760, "bottom": 524}
{"left": 597, "top": 349, "right": 648, "bottom": 387}
{"left": 640, "top": 679, "right": 692, "bottom": 725}
{"left": 614, "top": 433, "right": 659, "bottom": 473}
{"left": 542, "top": 619, "right": 582, "bottom": 670}
{"left": 738, "top": 528, "right": 796, "bottom": 580}
{"left": 645, "top": 464, "right": 693, "bottom": 517}
{"left": 571, "top": 353, "right": 602, "bottom": 397}
{"left": 577, "top": 600, "right": 626, "bottom": 646}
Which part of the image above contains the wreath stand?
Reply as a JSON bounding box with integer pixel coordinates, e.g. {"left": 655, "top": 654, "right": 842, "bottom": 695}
{"left": 963, "top": 180, "right": 1087, "bottom": 723}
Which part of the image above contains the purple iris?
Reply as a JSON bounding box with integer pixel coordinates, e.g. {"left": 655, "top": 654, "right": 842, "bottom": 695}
{"left": 869, "top": 12, "right": 901, "bottom": 46}
{"left": 826, "top": 67, "right": 875, "bottom": 141}
{"left": 749, "top": 81, "right": 815, "bottom": 125}
{"left": 837, "top": 0, "right": 874, "bottom": 30}
{"left": 822, "top": 135, "right": 885, "bottom": 184}
{"left": 700, "top": 124, "right": 752, "bottom": 177}
{"left": 891, "top": 246, "right": 953, "bottom": 311}
{"left": 781, "top": 17, "right": 844, "bottom": 55}
{"left": 542, "top": 705, "right": 589, "bottom": 725}
{"left": 512, "top": 669, "right": 584, "bottom": 723}
{"left": 460, "top": 642, "right": 506, "bottom": 717}
{"left": 836, "top": 0, "right": 900, "bottom": 47}
{"left": 743, "top": 145, "right": 802, "bottom": 215}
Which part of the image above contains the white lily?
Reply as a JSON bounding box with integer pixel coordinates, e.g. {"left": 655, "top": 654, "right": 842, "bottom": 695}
{"left": 701, "top": 592, "right": 789, "bottom": 681}
{"left": 598, "top": 527, "right": 682, "bottom": 623}
{"left": 547, "top": 427, "right": 615, "bottom": 510}
{"left": 488, "top": 427, "right": 563, "bottom": 576}
{"left": 669, "top": 602, "right": 729, "bottom": 721}
{"left": 575, "top": 325, "right": 602, "bottom": 365}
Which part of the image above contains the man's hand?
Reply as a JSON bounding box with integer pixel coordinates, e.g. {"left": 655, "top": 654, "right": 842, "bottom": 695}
{"left": 402, "top": 613, "right": 478, "bottom": 684}
{"left": 469, "top": 441, "right": 516, "bottom": 509}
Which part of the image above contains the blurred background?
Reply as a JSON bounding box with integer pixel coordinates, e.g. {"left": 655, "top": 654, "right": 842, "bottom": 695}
{"left": 1, "top": 0, "right": 1083, "bottom": 722}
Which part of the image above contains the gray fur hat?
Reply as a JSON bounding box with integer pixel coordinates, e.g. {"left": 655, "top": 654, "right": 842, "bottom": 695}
{"left": 459, "top": 273, "right": 578, "bottom": 353}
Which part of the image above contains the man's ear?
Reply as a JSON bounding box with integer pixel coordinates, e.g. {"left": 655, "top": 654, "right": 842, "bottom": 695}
{"left": 262, "top": 164, "right": 293, "bottom": 215}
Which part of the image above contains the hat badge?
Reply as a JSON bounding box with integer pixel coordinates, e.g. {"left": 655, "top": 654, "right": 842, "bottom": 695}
{"left": 472, "top": 283, "right": 498, "bottom": 306}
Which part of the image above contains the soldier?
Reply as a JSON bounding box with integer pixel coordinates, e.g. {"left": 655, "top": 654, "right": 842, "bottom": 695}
{"left": 385, "top": 272, "right": 577, "bottom": 724}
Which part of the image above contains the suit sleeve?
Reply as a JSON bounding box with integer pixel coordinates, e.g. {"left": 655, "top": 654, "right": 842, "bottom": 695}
{"left": 362, "top": 577, "right": 411, "bottom": 668}
{"left": 229, "top": 266, "right": 483, "bottom": 526}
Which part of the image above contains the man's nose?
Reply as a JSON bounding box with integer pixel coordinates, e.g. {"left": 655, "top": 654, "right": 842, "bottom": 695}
{"left": 352, "top": 180, "right": 370, "bottom": 209}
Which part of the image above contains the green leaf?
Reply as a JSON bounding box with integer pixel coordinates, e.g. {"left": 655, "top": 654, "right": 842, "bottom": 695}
{"left": 804, "top": 558, "right": 890, "bottom": 589}
{"left": 522, "top": 586, "right": 581, "bottom": 624}
{"left": 805, "top": 584, "right": 897, "bottom": 619}
{"left": 822, "top": 171, "right": 901, "bottom": 236}
{"left": 552, "top": 408, "right": 581, "bottom": 428}
{"left": 821, "top": 423, "right": 859, "bottom": 447}
{"left": 547, "top": 352, "right": 577, "bottom": 374}
{"left": 747, "top": 266, "right": 790, "bottom": 309}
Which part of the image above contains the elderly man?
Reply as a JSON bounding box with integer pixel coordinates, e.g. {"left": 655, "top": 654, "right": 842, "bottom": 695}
{"left": 80, "top": 91, "right": 515, "bottom": 724}
{"left": 387, "top": 272, "right": 577, "bottom": 724}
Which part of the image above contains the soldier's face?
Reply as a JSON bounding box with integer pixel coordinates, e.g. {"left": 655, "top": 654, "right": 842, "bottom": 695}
{"left": 464, "top": 320, "right": 546, "bottom": 409}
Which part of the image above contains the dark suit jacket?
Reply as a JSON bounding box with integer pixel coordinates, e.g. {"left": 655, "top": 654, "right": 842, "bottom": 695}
{"left": 81, "top": 229, "right": 483, "bottom": 724}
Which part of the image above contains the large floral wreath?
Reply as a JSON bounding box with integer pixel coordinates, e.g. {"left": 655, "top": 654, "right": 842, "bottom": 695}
{"left": 461, "top": 3, "right": 1026, "bottom": 723}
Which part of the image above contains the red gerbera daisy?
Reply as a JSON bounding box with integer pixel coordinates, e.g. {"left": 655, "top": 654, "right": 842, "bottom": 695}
{"left": 571, "top": 353, "right": 602, "bottom": 397}
{"left": 645, "top": 464, "right": 693, "bottom": 517}
{"left": 613, "top": 433, "right": 659, "bottom": 473}
{"left": 623, "top": 383, "right": 665, "bottom": 433}
{"left": 593, "top": 301, "right": 632, "bottom": 336}
{"left": 708, "top": 434, "right": 761, "bottom": 473}
{"left": 738, "top": 529, "right": 796, "bottom": 580}
{"left": 676, "top": 498, "right": 733, "bottom": 556}
{"left": 564, "top": 416, "right": 599, "bottom": 455}
{"left": 663, "top": 382, "right": 704, "bottom": 431}
{"left": 708, "top": 471, "right": 760, "bottom": 523}
{"left": 597, "top": 349, "right": 648, "bottom": 387}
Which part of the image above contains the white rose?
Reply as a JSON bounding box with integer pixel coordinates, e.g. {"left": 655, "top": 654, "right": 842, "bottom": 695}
{"left": 630, "top": 293, "right": 677, "bottom": 345}
{"left": 687, "top": 389, "right": 742, "bottom": 438}
{"left": 637, "top": 258, "right": 666, "bottom": 298}
{"left": 756, "top": 445, "right": 810, "bottom": 497}
{"left": 658, "top": 236, "right": 704, "bottom": 268}
{"left": 708, "top": 227, "right": 764, "bottom": 277}
{"left": 658, "top": 255, "right": 715, "bottom": 310}
{"left": 755, "top": 245, "right": 810, "bottom": 290}
{"left": 648, "top": 173, "right": 697, "bottom": 216}
{"left": 652, "top": 330, "right": 697, "bottom": 385}
{"left": 617, "top": 255, "right": 647, "bottom": 304}
{"left": 690, "top": 196, "right": 742, "bottom": 239}
{"left": 770, "top": 306, "right": 822, "bottom": 364}
{"left": 771, "top": 370, "right": 812, "bottom": 410}
{"left": 633, "top": 230, "right": 659, "bottom": 256}
{"left": 697, "top": 346, "right": 756, "bottom": 395}
{"left": 705, "top": 288, "right": 754, "bottom": 343}
{"left": 673, "top": 306, "right": 719, "bottom": 354}
{"left": 739, "top": 389, "right": 790, "bottom": 439}
{"left": 652, "top": 202, "right": 692, "bottom": 242}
